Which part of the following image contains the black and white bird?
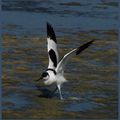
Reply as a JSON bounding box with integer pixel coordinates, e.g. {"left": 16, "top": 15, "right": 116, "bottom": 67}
{"left": 37, "top": 22, "right": 94, "bottom": 100}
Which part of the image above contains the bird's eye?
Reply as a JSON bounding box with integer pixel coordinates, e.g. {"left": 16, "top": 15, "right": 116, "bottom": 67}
{"left": 42, "top": 72, "right": 48, "bottom": 77}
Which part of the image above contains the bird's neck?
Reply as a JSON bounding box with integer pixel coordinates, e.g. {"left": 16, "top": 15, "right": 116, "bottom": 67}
{"left": 46, "top": 68, "right": 56, "bottom": 75}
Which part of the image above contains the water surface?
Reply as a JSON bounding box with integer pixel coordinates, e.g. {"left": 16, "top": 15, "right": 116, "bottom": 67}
{"left": 2, "top": 0, "right": 118, "bottom": 119}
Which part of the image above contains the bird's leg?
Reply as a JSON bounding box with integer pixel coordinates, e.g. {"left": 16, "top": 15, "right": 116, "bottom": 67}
{"left": 57, "top": 84, "right": 63, "bottom": 100}
{"left": 51, "top": 86, "right": 58, "bottom": 96}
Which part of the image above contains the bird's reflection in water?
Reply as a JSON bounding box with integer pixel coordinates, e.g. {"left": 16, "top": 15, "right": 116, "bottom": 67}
{"left": 36, "top": 85, "right": 58, "bottom": 98}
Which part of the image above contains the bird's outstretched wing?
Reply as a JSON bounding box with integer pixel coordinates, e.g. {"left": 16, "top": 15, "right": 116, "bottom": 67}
{"left": 56, "top": 40, "right": 94, "bottom": 74}
{"left": 47, "top": 22, "right": 59, "bottom": 69}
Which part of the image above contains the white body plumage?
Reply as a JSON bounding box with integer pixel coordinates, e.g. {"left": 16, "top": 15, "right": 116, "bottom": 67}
{"left": 38, "top": 22, "right": 94, "bottom": 99}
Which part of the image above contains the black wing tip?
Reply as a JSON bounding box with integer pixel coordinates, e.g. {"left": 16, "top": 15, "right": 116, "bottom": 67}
{"left": 47, "top": 22, "right": 57, "bottom": 43}
{"left": 47, "top": 22, "right": 53, "bottom": 33}
{"left": 47, "top": 22, "right": 51, "bottom": 28}
{"left": 76, "top": 39, "right": 95, "bottom": 55}
{"left": 88, "top": 39, "right": 95, "bottom": 44}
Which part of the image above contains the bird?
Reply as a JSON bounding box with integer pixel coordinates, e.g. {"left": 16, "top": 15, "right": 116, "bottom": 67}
{"left": 37, "top": 22, "right": 94, "bottom": 100}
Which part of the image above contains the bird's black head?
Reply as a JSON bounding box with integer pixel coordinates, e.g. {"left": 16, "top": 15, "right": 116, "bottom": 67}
{"left": 41, "top": 72, "right": 48, "bottom": 78}
{"left": 36, "top": 72, "right": 49, "bottom": 82}
{"left": 40, "top": 72, "right": 49, "bottom": 81}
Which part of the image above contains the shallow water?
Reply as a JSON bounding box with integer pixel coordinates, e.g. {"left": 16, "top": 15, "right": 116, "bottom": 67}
{"left": 2, "top": 0, "right": 118, "bottom": 119}
{"left": 2, "top": 0, "right": 118, "bottom": 36}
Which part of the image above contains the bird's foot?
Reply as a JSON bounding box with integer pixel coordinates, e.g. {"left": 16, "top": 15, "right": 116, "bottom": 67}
{"left": 60, "top": 95, "right": 64, "bottom": 100}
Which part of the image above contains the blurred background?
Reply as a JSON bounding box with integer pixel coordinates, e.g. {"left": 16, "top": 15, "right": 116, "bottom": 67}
{"left": 2, "top": 0, "right": 118, "bottom": 119}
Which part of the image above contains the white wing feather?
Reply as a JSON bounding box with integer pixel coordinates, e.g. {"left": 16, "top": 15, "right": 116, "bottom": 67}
{"left": 55, "top": 49, "right": 76, "bottom": 74}
{"left": 47, "top": 38, "right": 59, "bottom": 68}
{"left": 47, "top": 23, "right": 59, "bottom": 69}
{"left": 56, "top": 40, "right": 94, "bottom": 74}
